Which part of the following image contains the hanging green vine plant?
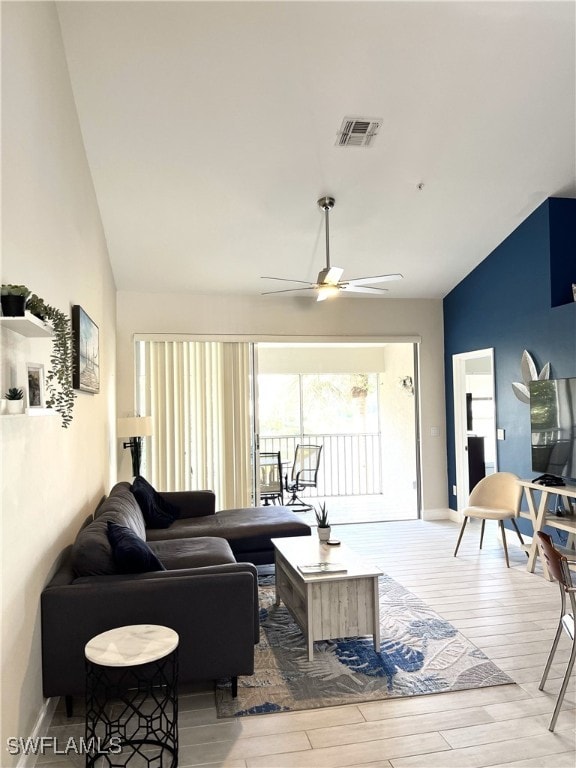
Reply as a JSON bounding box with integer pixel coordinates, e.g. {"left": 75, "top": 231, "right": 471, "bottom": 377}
{"left": 27, "top": 293, "right": 76, "bottom": 427}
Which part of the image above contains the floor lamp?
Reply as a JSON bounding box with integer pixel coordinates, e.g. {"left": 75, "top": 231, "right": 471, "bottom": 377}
{"left": 117, "top": 417, "right": 153, "bottom": 477}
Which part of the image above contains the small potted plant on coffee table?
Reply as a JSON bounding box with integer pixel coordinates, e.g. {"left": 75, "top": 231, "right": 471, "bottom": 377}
{"left": 315, "top": 502, "right": 331, "bottom": 542}
{"left": 5, "top": 387, "right": 24, "bottom": 414}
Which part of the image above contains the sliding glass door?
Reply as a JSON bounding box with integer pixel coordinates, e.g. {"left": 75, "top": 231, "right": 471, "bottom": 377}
{"left": 135, "top": 338, "right": 419, "bottom": 521}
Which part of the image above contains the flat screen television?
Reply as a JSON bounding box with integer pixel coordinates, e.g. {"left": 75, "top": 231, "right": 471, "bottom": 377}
{"left": 530, "top": 377, "right": 576, "bottom": 480}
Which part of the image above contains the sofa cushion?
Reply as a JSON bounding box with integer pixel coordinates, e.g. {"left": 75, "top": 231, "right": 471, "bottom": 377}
{"left": 107, "top": 522, "right": 166, "bottom": 574}
{"left": 72, "top": 484, "right": 148, "bottom": 577}
{"left": 71, "top": 516, "right": 116, "bottom": 576}
{"left": 149, "top": 536, "right": 236, "bottom": 569}
{"left": 93, "top": 483, "right": 147, "bottom": 539}
{"left": 131, "top": 475, "right": 179, "bottom": 528}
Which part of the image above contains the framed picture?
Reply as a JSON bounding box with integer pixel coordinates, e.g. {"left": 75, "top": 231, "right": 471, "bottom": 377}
{"left": 26, "top": 363, "right": 45, "bottom": 408}
{"left": 72, "top": 305, "right": 100, "bottom": 393}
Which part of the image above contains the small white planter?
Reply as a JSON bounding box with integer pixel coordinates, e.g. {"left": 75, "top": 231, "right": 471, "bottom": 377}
{"left": 6, "top": 399, "right": 24, "bottom": 414}
{"left": 318, "top": 525, "right": 331, "bottom": 542}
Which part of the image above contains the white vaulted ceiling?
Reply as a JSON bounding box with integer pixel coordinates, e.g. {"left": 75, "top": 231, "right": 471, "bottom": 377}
{"left": 56, "top": 1, "right": 575, "bottom": 299}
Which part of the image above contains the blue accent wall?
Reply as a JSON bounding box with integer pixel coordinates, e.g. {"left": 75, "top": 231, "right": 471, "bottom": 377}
{"left": 443, "top": 198, "right": 576, "bottom": 537}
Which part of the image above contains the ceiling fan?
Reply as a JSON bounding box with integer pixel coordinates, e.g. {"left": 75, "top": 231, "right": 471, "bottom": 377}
{"left": 261, "top": 196, "right": 403, "bottom": 301}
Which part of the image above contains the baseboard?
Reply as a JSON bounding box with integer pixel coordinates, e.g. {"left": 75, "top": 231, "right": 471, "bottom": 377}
{"left": 446, "top": 507, "right": 460, "bottom": 523}
{"left": 15, "top": 697, "right": 59, "bottom": 768}
{"left": 421, "top": 508, "right": 452, "bottom": 521}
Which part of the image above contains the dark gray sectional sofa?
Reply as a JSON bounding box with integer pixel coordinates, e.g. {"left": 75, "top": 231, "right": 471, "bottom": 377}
{"left": 41, "top": 481, "right": 310, "bottom": 709}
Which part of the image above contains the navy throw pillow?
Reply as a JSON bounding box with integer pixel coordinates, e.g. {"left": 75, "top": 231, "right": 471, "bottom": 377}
{"left": 107, "top": 522, "right": 166, "bottom": 574}
{"left": 131, "top": 475, "right": 179, "bottom": 528}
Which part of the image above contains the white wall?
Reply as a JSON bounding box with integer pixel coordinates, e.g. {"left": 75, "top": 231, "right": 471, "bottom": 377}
{"left": 258, "top": 343, "right": 388, "bottom": 374}
{"left": 117, "top": 292, "right": 448, "bottom": 514}
{"left": 1, "top": 3, "right": 116, "bottom": 761}
{"left": 380, "top": 344, "right": 418, "bottom": 511}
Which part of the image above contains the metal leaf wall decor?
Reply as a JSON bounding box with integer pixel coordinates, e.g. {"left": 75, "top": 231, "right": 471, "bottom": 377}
{"left": 511, "top": 350, "right": 551, "bottom": 403}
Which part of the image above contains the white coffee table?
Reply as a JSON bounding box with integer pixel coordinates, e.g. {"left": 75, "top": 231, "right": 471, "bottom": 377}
{"left": 272, "top": 536, "right": 382, "bottom": 661}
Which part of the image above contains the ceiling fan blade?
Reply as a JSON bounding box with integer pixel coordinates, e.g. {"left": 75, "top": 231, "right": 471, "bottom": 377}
{"left": 346, "top": 273, "right": 403, "bottom": 286}
{"left": 340, "top": 285, "right": 389, "bottom": 295}
{"left": 261, "top": 276, "right": 312, "bottom": 285}
{"left": 261, "top": 286, "right": 315, "bottom": 295}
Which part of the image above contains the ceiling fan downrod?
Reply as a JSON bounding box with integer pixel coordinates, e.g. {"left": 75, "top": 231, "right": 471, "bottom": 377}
{"left": 318, "top": 196, "right": 335, "bottom": 273}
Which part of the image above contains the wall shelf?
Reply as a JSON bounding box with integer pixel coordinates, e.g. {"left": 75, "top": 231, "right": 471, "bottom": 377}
{"left": 0, "top": 312, "right": 53, "bottom": 337}
{"left": 1, "top": 409, "right": 57, "bottom": 418}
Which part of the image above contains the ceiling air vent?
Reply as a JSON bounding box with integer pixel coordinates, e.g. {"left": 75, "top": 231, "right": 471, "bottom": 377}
{"left": 336, "top": 116, "right": 382, "bottom": 147}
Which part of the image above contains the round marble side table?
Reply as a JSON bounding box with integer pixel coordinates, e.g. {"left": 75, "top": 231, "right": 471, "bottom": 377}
{"left": 84, "top": 624, "right": 179, "bottom": 768}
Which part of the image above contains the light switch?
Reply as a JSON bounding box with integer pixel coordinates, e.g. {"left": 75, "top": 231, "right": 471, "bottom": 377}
{"left": 497, "top": 428, "right": 505, "bottom": 440}
{"left": 431, "top": 426, "right": 440, "bottom": 437}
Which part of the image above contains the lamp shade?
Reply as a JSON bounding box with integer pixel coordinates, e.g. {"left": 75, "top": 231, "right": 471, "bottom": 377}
{"left": 117, "top": 416, "right": 153, "bottom": 438}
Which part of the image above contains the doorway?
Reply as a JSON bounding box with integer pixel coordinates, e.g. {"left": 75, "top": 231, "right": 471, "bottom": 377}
{"left": 453, "top": 349, "right": 498, "bottom": 511}
{"left": 255, "top": 341, "right": 420, "bottom": 523}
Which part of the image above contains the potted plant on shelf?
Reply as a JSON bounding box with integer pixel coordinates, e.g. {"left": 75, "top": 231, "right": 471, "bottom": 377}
{"left": 26, "top": 293, "right": 75, "bottom": 428}
{"left": 315, "top": 502, "right": 331, "bottom": 542}
{"left": 1, "top": 285, "right": 31, "bottom": 317}
{"left": 5, "top": 387, "right": 24, "bottom": 415}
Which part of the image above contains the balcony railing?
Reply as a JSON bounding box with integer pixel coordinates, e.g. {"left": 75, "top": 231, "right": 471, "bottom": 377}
{"left": 260, "top": 433, "right": 382, "bottom": 498}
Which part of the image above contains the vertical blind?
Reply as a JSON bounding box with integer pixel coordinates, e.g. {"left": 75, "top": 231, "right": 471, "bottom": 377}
{"left": 136, "top": 340, "right": 252, "bottom": 509}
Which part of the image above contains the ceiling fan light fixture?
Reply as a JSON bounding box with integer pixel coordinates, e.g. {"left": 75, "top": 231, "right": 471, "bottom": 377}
{"left": 316, "top": 284, "right": 340, "bottom": 302}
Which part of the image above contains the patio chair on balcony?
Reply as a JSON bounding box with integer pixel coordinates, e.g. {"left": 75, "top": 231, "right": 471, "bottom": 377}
{"left": 259, "top": 451, "right": 284, "bottom": 505}
{"left": 285, "top": 444, "right": 323, "bottom": 511}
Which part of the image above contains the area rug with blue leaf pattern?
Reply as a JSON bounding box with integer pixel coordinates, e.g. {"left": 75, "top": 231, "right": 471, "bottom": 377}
{"left": 215, "top": 574, "right": 514, "bottom": 717}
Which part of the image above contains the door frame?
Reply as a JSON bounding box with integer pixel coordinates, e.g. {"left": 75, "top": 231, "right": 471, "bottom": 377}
{"left": 452, "top": 348, "right": 497, "bottom": 512}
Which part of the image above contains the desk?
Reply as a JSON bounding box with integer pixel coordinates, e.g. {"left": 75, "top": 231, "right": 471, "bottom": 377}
{"left": 518, "top": 480, "right": 576, "bottom": 579}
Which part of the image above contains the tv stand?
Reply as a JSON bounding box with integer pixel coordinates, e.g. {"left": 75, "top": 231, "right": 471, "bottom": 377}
{"left": 531, "top": 473, "right": 566, "bottom": 487}
{"left": 518, "top": 479, "right": 576, "bottom": 580}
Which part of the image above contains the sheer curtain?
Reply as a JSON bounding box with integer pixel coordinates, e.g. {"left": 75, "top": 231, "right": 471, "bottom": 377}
{"left": 136, "top": 340, "right": 252, "bottom": 509}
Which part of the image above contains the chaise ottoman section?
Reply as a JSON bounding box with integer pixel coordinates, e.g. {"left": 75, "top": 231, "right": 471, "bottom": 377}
{"left": 145, "top": 505, "right": 311, "bottom": 565}
{"left": 215, "top": 507, "right": 310, "bottom": 562}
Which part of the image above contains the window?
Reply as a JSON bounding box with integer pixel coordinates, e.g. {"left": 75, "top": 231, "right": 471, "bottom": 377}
{"left": 258, "top": 373, "right": 379, "bottom": 436}
{"left": 302, "top": 374, "right": 378, "bottom": 434}
{"left": 258, "top": 374, "right": 300, "bottom": 436}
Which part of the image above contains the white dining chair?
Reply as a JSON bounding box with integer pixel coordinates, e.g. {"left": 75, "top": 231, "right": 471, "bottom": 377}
{"left": 453, "top": 471, "right": 524, "bottom": 568}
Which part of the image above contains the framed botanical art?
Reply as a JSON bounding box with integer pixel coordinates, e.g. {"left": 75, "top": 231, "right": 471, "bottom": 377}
{"left": 72, "top": 305, "right": 100, "bottom": 393}
{"left": 26, "top": 363, "right": 45, "bottom": 408}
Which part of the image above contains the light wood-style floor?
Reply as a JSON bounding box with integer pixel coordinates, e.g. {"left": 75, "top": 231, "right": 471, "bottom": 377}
{"left": 286, "top": 495, "right": 418, "bottom": 526}
{"left": 42, "top": 519, "right": 576, "bottom": 768}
